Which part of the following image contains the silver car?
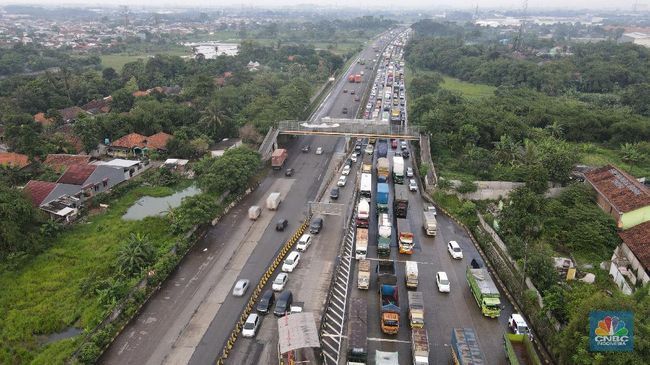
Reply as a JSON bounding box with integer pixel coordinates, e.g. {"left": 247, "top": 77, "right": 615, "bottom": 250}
{"left": 232, "top": 279, "right": 250, "bottom": 297}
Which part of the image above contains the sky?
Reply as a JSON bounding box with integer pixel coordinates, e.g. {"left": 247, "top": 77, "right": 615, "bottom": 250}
{"left": 2, "top": 0, "right": 644, "bottom": 11}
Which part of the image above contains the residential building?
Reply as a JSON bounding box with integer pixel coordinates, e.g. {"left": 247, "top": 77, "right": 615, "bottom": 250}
{"left": 610, "top": 221, "right": 650, "bottom": 294}
{"left": 0, "top": 152, "right": 30, "bottom": 169}
{"left": 95, "top": 159, "right": 148, "bottom": 180}
{"left": 109, "top": 132, "right": 172, "bottom": 157}
{"left": 33, "top": 112, "right": 55, "bottom": 127}
{"left": 44, "top": 154, "right": 92, "bottom": 172}
{"left": 210, "top": 138, "right": 242, "bottom": 157}
{"left": 23, "top": 180, "right": 57, "bottom": 207}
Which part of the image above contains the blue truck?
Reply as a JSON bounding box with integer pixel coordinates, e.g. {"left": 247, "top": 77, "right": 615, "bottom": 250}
{"left": 376, "top": 183, "right": 389, "bottom": 213}
{"left": 377, "top": 141, "right": 388, "bottom": 158}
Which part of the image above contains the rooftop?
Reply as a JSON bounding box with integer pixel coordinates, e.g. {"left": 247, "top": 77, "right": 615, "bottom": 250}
{"left": 23, "top": 180, "right": 57, "bottom": 207}
{"left": 57, "top": 164, "right": 97, "bottom": 185}
{"left": 45, "top": 154, "right": 92, "bottom": 171}
{"left": 99, "top": 159, "right": 141, "bottom": 168}
{"left": 619, "top": 221, "right": 650, "bottom": 272}
{"left": 111, "top": 132, "right": 172, "bottom": 150}
{"left": 585, "top": 164, "right": 650, "bottom": 213}
{"left": 0, "top": 152, "right": 30, "bottom": 168}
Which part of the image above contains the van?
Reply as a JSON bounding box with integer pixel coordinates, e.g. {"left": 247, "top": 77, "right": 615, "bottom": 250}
{"left": 296, "top": 234, "right": 312, "bottom": 252}
{"left": 282, "top": 251, "right": 301, "bottom": 272}
{"left": 273, "top": 290, "right": 293, "bottom": 317}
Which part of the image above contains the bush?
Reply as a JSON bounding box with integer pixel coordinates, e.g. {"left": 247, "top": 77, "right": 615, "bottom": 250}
{"left": 78, "top": 342, "right": 101, "bottom": 364}
{"left": 456, "top": 179, "right": 478, "bottom": 194}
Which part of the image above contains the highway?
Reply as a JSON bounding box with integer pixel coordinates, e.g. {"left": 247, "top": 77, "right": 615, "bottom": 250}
{"left": 98, "top": 30, "right": 393, "bottom": 365}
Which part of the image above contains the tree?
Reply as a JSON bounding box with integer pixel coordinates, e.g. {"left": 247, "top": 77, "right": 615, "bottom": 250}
{"left": 409, "top": 71, "right": 443, "bottom": 98}
{"left": 110, "top": 88, "right": 135, "bottom": 113}
{"left": 199, "top": 101, "right": 231, "bottom": 139}
{"left": 620, "top": 143, "right": 643, "bottom": 163}
{"left": 115, "top": 233, "right": 156, "bottom": 278}
{"left": 197, "top": 146, "right": 261, "bottom": 194}
{"left": 0, "top": 185, "right": 44, "bottom": 258}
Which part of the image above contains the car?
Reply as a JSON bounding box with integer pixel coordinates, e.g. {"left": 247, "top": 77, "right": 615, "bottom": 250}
{"left": 296, "top": 234, "right": 312, "bottom": 251}
{"left": 337, "top": 175, "right": 347, "bottom": 187}
{"left": 272, "top": 272, "right": 289, "bottom": 291}
{"left": 276, "top": 218, "right": 288, "bottom": 231}
{"left": 394, "top": 151, "right": 401, "bottom": 157}
{"left": 424, "top": 204, "right": 437, "bottom": 216}
{"left": 402, "top": 150, "right": 410, "bottom": 159}
{"left": 406, "top": 167, "right": 413, "bottom": 177}
{"left": 342, "top": 165, "right": 351, "bottom": 176}
{"left": 391, "top": 139, "right": 398, "bottom": 149}
{"left": 273, "top": 290, "right": 293, "bottom": 316}
{"left": 400, "top": 141, "right": 407, "bottom": 150}
{"left": 350, "top": 90, "right": 356, "bottom": 95}
{"left": 282, "top": 251, "right": 301, "bottom": 272}
{"left": 365, "top": 144, "right": 374, "bottom": 155}
{"left": 509, "top": 314, "right": 532, "bottom": 338}
{"left": 242, "top": 313, "right": 261, "bottom": 337}
{"left": 436, "top": 271, "right": 450, "bottom": 292}
{"left": 409, "top": 179, "right": 418, "bottom": 192}
{"left": 310, "top": 217, "right": 324, "bottom": 234}
{"left": 342, "top": 107, "right": 348, "bottom": 114}
{"left": 447, "top": 240, "right": 463, "bottom": 259}
{"left": 355, "top": 143, "right": 362, "bottom": 151}
{"left": 256, "top": 289, "right": 275, "bottom": 314}
{"left": 301, "top": 145, "right": 310, "bottom": 153}
{"left": 285, "top": 168, "right": 294, "bottom": 177}
{"left": 232, "top": 279, "right": 250, "bottom": 297}
{"left": 343, "top": 89, "right": 348, "bottom": 93}
{"left": 354, "top": 95, "right": 361, "bottom": 102}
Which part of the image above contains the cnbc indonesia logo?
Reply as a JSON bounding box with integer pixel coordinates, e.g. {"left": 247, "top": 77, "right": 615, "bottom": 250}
{"left": 590, "top": 311, "right": 634, "bottom": 352}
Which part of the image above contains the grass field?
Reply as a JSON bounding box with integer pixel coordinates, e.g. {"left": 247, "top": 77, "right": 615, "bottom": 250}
{"left": 0, "top": 183, "right": 188, "bottom": 364}
{"left": 577, "top": 143, "right": 650, "bottom": 178}
{"left": 101, "top": 49, "right": 191, "bottom": 71}
{"left": 440, "top": 76, "right": 496, "bottom": 99}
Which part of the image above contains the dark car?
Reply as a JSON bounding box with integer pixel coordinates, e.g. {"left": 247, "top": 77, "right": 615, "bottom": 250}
{"left": 342, "top": 107, "right": 348, "bottom": 114}
{"left": 391, "top": 139, "right": 398, "bottom": 149}
{"left": 276, "top": 219, "right": 288, "bottom": 231}
{"left": 301, "top": 145, "right": 310, "bottom": 153}
{"left": 310, "top": 217, "right": 323, "bottom": 234}
{"left": 330, "top": 187, "right": 340, "bottom": 200}
{"left": 350, "top": 90, "right": 356, "bottom": 95}
{"left": 273, "top": 290, "right": 293, "bottom": 317}
{"left": 257, "top": 290, "right": 275, "bottom": 315}
{"left": 285, "top": 168, "right": 294, "bottom": 176}
{"left": 354, "top": 95, "right": 361, "bottom": 102}
{"left": 402, "top": 150, "right": 410, "bottom": 158}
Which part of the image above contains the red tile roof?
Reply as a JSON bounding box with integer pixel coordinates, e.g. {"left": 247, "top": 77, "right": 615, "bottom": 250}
{"left": 44, "top": 154, "right": 92, "bottom": 171}
{"left": 619, "top": 221, "right": 650, "bottom": 271}
{"left": 111, "top": 132, "right": 171, "bottom": 150}
{"left": 0, "top": 152, "right": 30, "bottom": 168}
{"left": 57, "top": 164, "right": 96, "bottom": 185}
{"left": 132, "top": 90, "right": 149, "bottom": 97}
{"left": 585, "top": 164, "right": 650, "bottom": 213}
{"left": 59, "top": 106, "right": 85, "bottom": 121}
{"left": 23, "top": 180, "right": 57, "bottom": 207}
{"left": 34, "top": 112, "right": 54, "bottom": 126}
{"left": 146, "top": 132, "right": 172, "bottom": 150}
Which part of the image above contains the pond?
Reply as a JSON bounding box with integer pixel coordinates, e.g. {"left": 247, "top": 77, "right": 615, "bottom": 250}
{"left": 122, "top": 186, "right": 201, "bottom": 220}
{"left": 41, "top": 327, "right": 83, "bottom": 344}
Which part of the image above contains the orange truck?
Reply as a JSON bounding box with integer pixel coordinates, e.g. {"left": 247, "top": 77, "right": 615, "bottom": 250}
{"left": 271, "top": 148, "right": 288, "bottom": 170}
{"left": 355, "top": 74, "right": 362, "bottom": 83}
{"left": 348, "top": 74, "right": 355, "bottom": 82}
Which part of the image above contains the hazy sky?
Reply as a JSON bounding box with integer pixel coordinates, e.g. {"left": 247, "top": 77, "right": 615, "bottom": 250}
{"left": 2, "top": 0, "right": 644, "bottom": 11}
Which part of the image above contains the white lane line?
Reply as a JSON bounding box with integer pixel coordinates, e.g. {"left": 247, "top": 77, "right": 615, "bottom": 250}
{"left": 367, "top": 337, "right": 412, "bottom": 344}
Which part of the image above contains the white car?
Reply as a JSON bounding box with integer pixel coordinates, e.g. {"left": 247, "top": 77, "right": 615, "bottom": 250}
{"left": 272, "top": 272, "right": 289, "bottom": 291}
{"left": 242, "top": 313, "right": 261, "bottom": 338}
{"left": 447, "top": 240, "right": 463, "bottom": 259}
{"left": 282, "top": 251, "right": 301, "bottom": 272}
{"left": 406, "top": 167, "right": 413, "bottom": 177}
{"left": 436, "top": 271, "right": 450, "bottom": 293}
{"left": 296, "top": 234, "right": 312, "bottom": 252}
{"left": 342, "top": 165, "right": 351, "bottom": 176}
{"left": 232, "top": 279, "right": 250, "bottom": 297}
{"left": 409, "top": 179, "right": 418, "bottom": 192}
{"left": 337, "top": 175, "right": 347, "bottom": 187}
{"left": 351, "top": 154, "right": 358, "bottom": 163}
{"left": 316, "top": 147, "right": 323, "bottom": 155}
{"left": 365, "top": 144, "right": 374, "bottom": 155}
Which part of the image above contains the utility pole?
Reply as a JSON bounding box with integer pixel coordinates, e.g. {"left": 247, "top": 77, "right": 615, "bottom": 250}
{"left": 513, "top": 0, "right": 528, "bottom": 52}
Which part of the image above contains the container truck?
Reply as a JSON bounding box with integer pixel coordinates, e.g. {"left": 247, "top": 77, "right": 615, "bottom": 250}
{"left": 376, "top": 183, "right": 389, "bottom": 213}
{"left": 357, "top": 259, "right": 370, "bottom": 290}
{"left": 377, "top": 158, "right": 390, "bottom": 183}
{"left": 392, "top": 156, "right": 404, "bottom": 184}
{"left": 451, "top": 328, "right": 486, "bottom": 365}
{"left": 405, "top": 261, "right": 418, "bottom": 289}
{"left": 397, "top": 218, "right": 414, "bottom": 254}
{"left": 407, "top": 291, "right": 424, "bottom": 328}
{"left": 412, "top": 328, "right": 430, "bottom": 365}
{"left": 266, "top": 192, "right": 281, "bottom": 210}
{"left": 394, "top": 185, "right": 409, "bottom": 218}
{"left": 248, "top": 206, "right": 261, "bottom": 220}
{"left": 377, "top": 141, "right": 388, "bottom": 158}
{"left": 271, "top": 148, "right": 288, "bottom": 170}
{"left": 466, "top": 260, "right": 501, "bottom": 318}
{"left": 355, "top": 228, "right": 368, "bottom": 260}
{"left": 347, "top": 298, "right": 368, "bottom": 365}
{"left": 504, "top": 333, "right": 541, "bottom": 365}
{"left": 360, "top": 173, "right": 372, "bottom": 198}
{"left": 422, "top": 211, "right": 437, "bottom": 236}
{"left": 378, "top": 236, "right": 391, "bottom": 257}
{"left": 356, "top": 199, "right": 370, "bottom": 228}
{"left": 376, "top": 261, "right": 399, "bottom": 334}
{"left": 375, "top": 351, "right": 398, "bottom": 365}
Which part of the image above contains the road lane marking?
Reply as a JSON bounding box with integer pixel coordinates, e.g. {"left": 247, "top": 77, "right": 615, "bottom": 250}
{"left": 367, "top": 337, "right": 411, "bottom": 344}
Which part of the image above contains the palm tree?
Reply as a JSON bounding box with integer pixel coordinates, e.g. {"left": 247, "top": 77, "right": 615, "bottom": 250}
{"left": 545, "top": 121, "right": 564, "bottom": 139}
{"left": 620, "top": 143, "right": 642, "bottom": 163}
{"left": 199, "top": 101, "right": 231, "bottom": 138}
{"left": 116, "top": 233, "right": 156, "bottom": 277}
{"left": 493, "top": 135, "right": 521, "bottom": 166}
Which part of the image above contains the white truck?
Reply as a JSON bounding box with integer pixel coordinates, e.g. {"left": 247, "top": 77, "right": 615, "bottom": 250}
{"left": 392, "top": 156, "right": 404, "bottom": 184}
{"left": 266, "top": 192, "right": 281, "bottom": 210}
{"left": 405, "top": 261, "right": 418, "bottom": 289}
{"left": 355, "top": 228, "right": 368, "bottom": 260}
{"left": 408, "top": 291, "right": 424, "bottom": 328}
{"left": 378, "top": 213, "right": 392, "bottom": 239}
{"left": 422, "top": 211, "right": 437, "bottom": 236}
{"left": 411, "top": 328, "right": 430, "bottom": 365}
{"left": 248, "top": 205, "right": 261, "bottom": 220}
{"left": 357, "top": 259, "right": 370, "bottom": 290}
{"left": 375, "top": 351, "right": 399, "bottom": 365}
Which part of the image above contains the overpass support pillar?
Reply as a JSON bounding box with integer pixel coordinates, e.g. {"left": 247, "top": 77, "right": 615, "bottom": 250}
{"left": 344, "top": 135, "right": 351, "bottom": 153}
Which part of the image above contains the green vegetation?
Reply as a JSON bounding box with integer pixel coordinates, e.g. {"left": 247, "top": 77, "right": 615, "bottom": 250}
{"left": 440, "top": 76, "right": 496, "bottom": 99}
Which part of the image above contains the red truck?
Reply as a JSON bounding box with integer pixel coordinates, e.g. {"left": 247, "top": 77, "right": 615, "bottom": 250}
{"left": 354, "top": 74, "right": 362, "bottom": 83}
{"left": 271, "top": 148, "right": 288, "bottom": 170}
{"left": 348, "top": 75, "right": 355, "bottom": 83}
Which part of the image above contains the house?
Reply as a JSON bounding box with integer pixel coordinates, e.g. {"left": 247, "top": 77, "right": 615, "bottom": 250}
{"left": 95, "top": 158, "right": 148, "bottom": 180}
{"left": 55, "top": 164, "right": 126, "bottom": 200}
{"left": 163, "top": 158, "right": 189, "bottom": 172}
{"left": 108, "top": 132, "right": 172, "bottom": 157}
{"left": 610, "top": 221, "right": 650, "bottom": 294}
{"left": 23, "top": 180, "right": 57, "bottom": 207}
{"left": 209, "top": 138, "right": 242, "bottom": 158}
{"left": 44, "top": 154, "right": 92, "bottom": 172}
{"left": 584, "top": 164, "right": 650, "bottom": 230}
{"left": 40, "top": 195, "right": 81, "bottom": 223}
{"left": 0, "top": 152, "right": 30, "bottom": 169}
{"left": 82, "top": 96, "right": 112, "bottom": 115}
{"left": 58, "top": 106, "right": 86, "bottom": 123}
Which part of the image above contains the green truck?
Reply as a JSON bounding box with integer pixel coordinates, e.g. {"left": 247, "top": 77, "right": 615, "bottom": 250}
{"left": 466, "top": 259, "right": 501, "bottom": 318}
{"left": 504, "top": 334, "right": 541, "bottom": 365}
{"left": 377, "top": 236, "right": 391, "bottom": 257}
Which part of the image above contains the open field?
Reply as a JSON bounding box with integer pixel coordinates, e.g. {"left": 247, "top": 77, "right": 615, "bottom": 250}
{"left": 441, "top": 76, "right": 496, "bottom": 99}
{"left": 101, "top": 49, "right": 191, "bottom": 71}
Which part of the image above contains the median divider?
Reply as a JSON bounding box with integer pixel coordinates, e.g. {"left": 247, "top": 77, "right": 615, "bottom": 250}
{"left": 215, "top": 216, "right": 311, "bottom": 364}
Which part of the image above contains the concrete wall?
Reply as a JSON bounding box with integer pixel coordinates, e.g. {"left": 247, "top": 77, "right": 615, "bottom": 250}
{"left": 450, "top": 180, "right": 566, "bottom": 201}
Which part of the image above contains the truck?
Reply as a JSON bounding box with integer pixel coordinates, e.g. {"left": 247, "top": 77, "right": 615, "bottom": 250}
{"left": 405, "top": 261, "right": 418, "bottom": 289}
{"left": 377, "top": 236, "right": 391, "bottom": 257}
{"left": 360, "top": 173, "right": 372, "bottom": 198}
{"left": 397, "top": 218, "right": 414, "bottom": 254}
{"left": 248, "top": 205, "right": 261, "bottom": 220}
{"left": 271, "top": 148, "right": 288, "bottom": 170}
{"left": 362, "top": 163, "right": 372, "bottom": 174}
{"left": 376, "top": 183, "right": 389, "bottom": 213}
{"left": 422, "top": 211, "right": 437, "bottom": 236}
{"left": 357, "top": 259, "right": 370, "bottom": 290}
{"left": 451, "top": 328, "right": 486, "bottom": 365}
{"left": 412, "top": 328, "right": 430, "bottom": 365}
{"left": 377, "top": 141, "right": 388, "bottom": 158}
{"left": 377, "top": 158, "right": 390, "bottom": 183}
{"left": 356, "top": 199, "right": 370, "bottom": 228}
{"left": 375, "top": 351, "right": 398, "bottom": 365}
{"left": 377, "top": 261, "right": 399, "bottom": 334}
{"left": 466, "top": 260, "right": 502, "bottom": 318}
{"left": 504, "top": 333, "right": 541, "bottom": 365}
{"left": 392, "top": 156, "right": 404, "bottom": 184}
{"left": 348, "top": 74, "right": 356, "bottom": 83}
{"left": 347, "top": 298, "right": 368, "bottom": 364}
{"left": 266, "top": 192, "right": 281, "bottom": 210}
{"left": 378, "top": 213, "right": 392, "bottom": 239}
{"left": 394, "top": 184, "right": 409, "bottom": 218}
{"left": 390, "top": 108, "right": 401, "bottom": 123}
{"left": 407, "top": 291, "right": 424, "bottom": 328}
{"left": 355, "top": 74, "right": 362, "bottom": 83}
{"left": 355, "top": 228, "right": 368, "bottom": 260}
